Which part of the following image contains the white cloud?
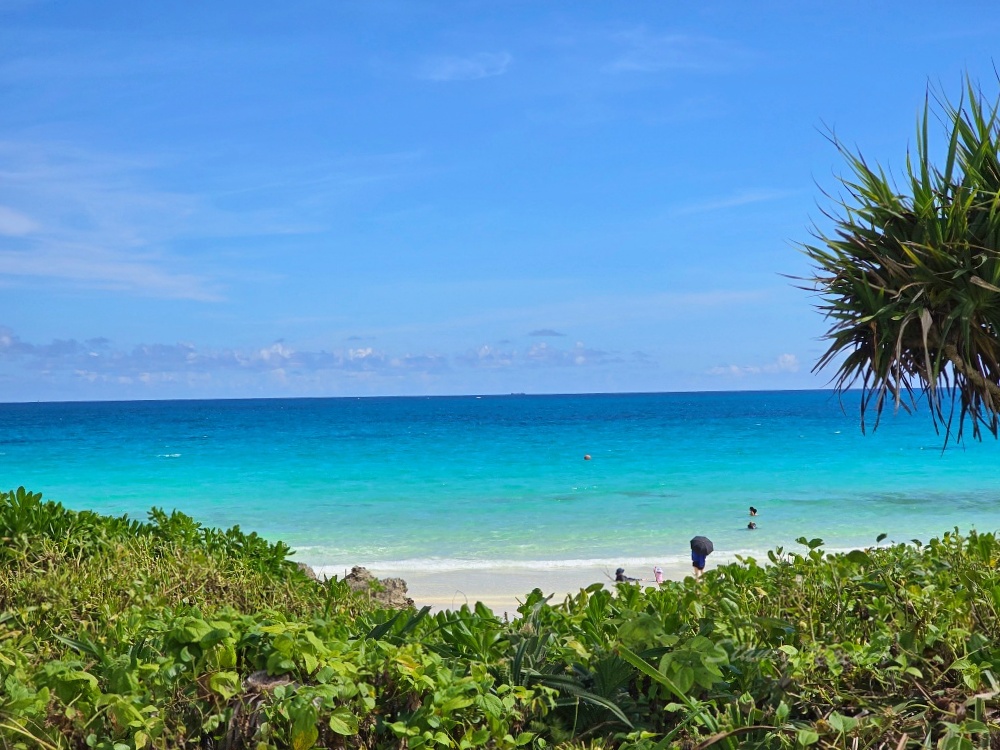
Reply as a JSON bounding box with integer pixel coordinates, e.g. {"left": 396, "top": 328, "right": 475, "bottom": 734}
{"left": 0, "top": 326, "right": 453, "bottom": 383}
{"left": 259, "top": 342, "right": 294, "bottom": 361}
{"left": 0, "top": 205, "right": 38, "bottom": 235}
{"left": 468, "top": 345, "right": 514, "bottom": 367}
{"left": 707, "top": 353, "right": 800, "bottom": 377}
{"left": 418, "top": 52, "right": 512, "bottom": 82}
{"left": 0, "top": 325, "right": 658, "bottom": 399}
{"left": 459, "top": 340, "right": 620, "bottom": 369}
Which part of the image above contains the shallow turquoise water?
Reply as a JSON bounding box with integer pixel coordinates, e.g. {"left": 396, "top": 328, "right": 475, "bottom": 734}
{"left": 3, "top": 391, "right": 999, "bottom": 570}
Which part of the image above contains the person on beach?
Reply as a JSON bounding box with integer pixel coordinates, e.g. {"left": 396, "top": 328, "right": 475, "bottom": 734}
{"left": 615, "top": 567, "right": 639, "bottom": 582}
{"left": 653, "top": 566, "right": 664, "bottom": 584}
{"left": 690, "top": 535, "right": 713, "bottom": 581}
{"left": 691, "top": 551, "right": 707, "bottom": 579}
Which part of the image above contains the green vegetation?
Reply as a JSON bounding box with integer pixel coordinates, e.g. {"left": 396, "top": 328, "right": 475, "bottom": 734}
{"left": 3, "top": 487, "right": 1000, "bottom": 748}
{"left": 801, "top": 76, "right": 1000, "bottom": 445}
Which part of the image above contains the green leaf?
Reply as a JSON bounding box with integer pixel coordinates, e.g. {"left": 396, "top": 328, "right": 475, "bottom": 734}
{"left": 208, "top": 671, "right": 241, "bottom": 701}
{"left": 673, "top": 666, "right": 695, "bottom": 695}
{"left": 478, "top": 694, "right": 504, "bottom": 718}
{"left": 174, "top": 618, "right": 213, "bottom": 644}
{"left": 827, "top": 712, "right": 858, "bottom": 733}
{"left": 301, "top": 652, "right": 318, "bottom": 674}
{"left": 618, "top": 646, "right": 691, "bottom": 706}
{"left": 469, "top": 728, "right": 490, "bottom": 745}
{"left": 315, "top": 666, "right": 335, "bottom": 684}
{"left": 64, "top": 670, "right": 99, "bottom": 688}
{"left": 845, "top": 549, "right": 872, "bottom": 565}
{"left": 199, "top": 627, "right": 232, "bottom": 649}
{"left": 796, "top": 728, "right": 820, "bottom": 746}
{"left": 304, "top": 630, "right": 326, "bottom": 651}
{"left": 441, "top": 696, "right": 474, "bottom": 713}
{"left": 328, "top": 707, "right": 359, "bottom": 736}
{"left": 292, "top": 712, "right": 319, "bottom": 750}
{"left": 216, "top": 643, "right": 237, "bottom": 669}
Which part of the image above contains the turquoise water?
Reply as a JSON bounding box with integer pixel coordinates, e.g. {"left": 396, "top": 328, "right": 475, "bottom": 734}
{"left": 3, "top": 390, "right": 1000, "bottom": 571}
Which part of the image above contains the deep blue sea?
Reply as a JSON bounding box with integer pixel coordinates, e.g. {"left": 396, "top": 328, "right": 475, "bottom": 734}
{"left": 3, "top": 390, "right": 1000, "bottom": 572}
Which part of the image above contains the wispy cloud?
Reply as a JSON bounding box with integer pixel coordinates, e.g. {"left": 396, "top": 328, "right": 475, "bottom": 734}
{"left": 607, "top": 29, "right": 754, "bottom": 74}
{"left": 0, "top": 141, "right": 224, "bottom": 300}
{"left": 671, "top": 189, "right": 795, "bottom": 216}
{"left": 0, "top": 246, "right": 221, "bottom": 301}
{"left": 0, "top": 205, "right": 38, "bottom": 235}
{"left": 707, "top": 353, "right": 800, "bottom": 377}
{"left": 417, "top": 52, "right": 512, "bottom": 82}
{"left": 0, "top": 140, "right": 420, "bottom": 301}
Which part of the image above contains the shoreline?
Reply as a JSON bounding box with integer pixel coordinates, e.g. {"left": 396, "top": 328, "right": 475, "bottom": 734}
{"left": 336, "top": 558, "right": 718, "bottom": 616}
{"left": 316, "top": 545, "right": 873, "bottom": 615}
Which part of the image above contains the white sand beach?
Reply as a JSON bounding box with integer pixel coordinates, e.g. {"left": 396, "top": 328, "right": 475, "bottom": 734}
{"left": 376, "top": 559, "right": 708, "bottom": 616}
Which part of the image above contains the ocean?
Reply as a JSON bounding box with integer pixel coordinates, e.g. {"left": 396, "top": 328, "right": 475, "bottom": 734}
{"left": 3, "top": 390, "right": 1000, "bottom": 574}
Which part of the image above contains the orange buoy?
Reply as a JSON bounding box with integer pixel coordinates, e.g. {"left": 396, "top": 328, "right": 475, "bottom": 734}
{"left": 584, "top": 454, "right": 591, "bottom": 460}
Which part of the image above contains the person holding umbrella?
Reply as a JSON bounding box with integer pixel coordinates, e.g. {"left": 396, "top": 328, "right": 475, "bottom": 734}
{"left": 690, "top": 535, "right": 714, "bottom": 580}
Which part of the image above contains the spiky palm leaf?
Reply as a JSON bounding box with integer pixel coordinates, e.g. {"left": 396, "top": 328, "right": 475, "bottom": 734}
{"left": 800, "top": 76, "right": 1000, "bottom": 444}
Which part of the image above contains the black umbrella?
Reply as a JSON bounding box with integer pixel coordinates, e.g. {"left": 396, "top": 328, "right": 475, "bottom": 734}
{"left": 690, "top": 535, "right": 714, "bottom": 556}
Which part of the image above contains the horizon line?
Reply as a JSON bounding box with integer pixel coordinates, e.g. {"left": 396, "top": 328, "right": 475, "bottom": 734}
{"left": 0, "top": 386, "right": 865, "bottom": 407}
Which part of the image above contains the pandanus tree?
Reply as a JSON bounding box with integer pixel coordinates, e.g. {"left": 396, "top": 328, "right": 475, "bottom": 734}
{"left": 802, "top": 77, "right": 1000, "bottom": 444}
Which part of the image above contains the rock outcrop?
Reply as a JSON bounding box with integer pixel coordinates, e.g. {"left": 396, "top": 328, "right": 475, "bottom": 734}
{"left": 296, "top": 562, "right": 318, "bottom": 580}
{"left": 344, "top": 565, "right": 414, "bottom": 609}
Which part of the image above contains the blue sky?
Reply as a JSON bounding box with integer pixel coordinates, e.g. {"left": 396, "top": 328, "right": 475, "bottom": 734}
{"left": 2, "top": 1, "right": 999, "bottom": 401}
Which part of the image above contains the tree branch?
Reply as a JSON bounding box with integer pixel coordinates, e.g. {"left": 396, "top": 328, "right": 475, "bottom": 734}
{"left": 942, "top": 343, "right": 1000, "bottom": 403}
